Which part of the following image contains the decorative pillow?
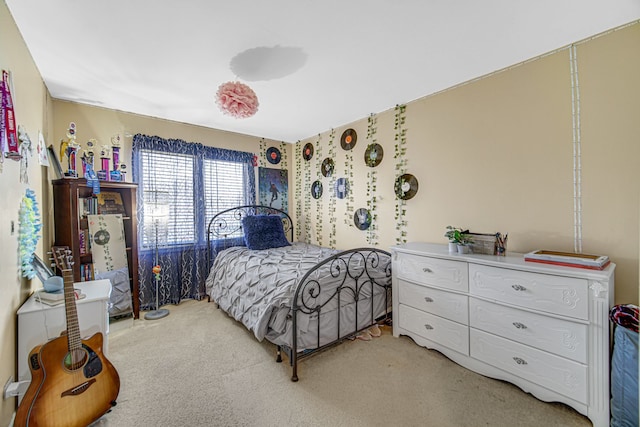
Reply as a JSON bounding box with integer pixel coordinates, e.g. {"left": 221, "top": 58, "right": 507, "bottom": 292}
{"left": 242, "top": 215, "right": 291, "bottom": 250}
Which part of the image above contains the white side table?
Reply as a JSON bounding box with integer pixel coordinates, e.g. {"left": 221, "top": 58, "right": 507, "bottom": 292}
{"left": 16, "top": 279, "right": 110, "bottom": 404}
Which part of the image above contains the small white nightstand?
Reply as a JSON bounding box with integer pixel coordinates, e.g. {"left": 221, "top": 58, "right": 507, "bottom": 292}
{"left": 16, "top": 279, "right": 110, "bottom": 404}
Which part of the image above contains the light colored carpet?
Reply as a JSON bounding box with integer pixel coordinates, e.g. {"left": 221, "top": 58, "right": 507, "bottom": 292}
{"left": 96, "top": 299, "right": 591, "bottom": 427}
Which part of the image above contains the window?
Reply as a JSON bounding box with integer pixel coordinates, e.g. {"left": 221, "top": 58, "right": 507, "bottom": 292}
{"left": 138, "top": 149, "right": 250, "bottom": 248}
{"left": 139, "top": 150, "right": 194, "bottom": 247}
{"left": 203, "top": 159, "right": 247, "bottom": 237}
{"left": 132, "top": 134, "right": 256, "bottom": 308}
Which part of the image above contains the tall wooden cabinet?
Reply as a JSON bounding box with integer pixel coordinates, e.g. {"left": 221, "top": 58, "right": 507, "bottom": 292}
{"left": 52, "top": 179, "right": 140, "bottom": 318}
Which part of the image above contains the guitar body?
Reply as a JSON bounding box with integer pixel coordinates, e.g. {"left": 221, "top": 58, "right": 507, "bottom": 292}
{"left": 15, "top": 332, "right": 120, "bottom": 427}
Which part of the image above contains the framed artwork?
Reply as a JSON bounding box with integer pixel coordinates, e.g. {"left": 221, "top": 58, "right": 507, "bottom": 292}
{"left": 302, "top": 143, "right": 314, "bottom": 161}
{"left": 88, "top": 214, "right": 128, "bottom": 274}
{"left": 340, "top": 129, "right": 357, "bottom": 150}
{"left": 38, "top": 131, "right": 50, "bottom": 166}
{"left": 259, "top": 167, "right": 288, "bottom": 211}
{"left": 31, "top": 253, "right": 55, "bottom": 284}
{"left": 354, "top": 208, "right": 372, "bottom": 230}
{"left": 321, "top": 157, "right": 334, "bottom": 177}
{"left": 266, "top": 147, "right": 281, "bottom": 164}
{"left": 311, "top": 180, "right": 323, "bottom": 199}
{"left": 335, "top": 177, "right": 349, "bottom": 199}
{"left": 364, "top": 143, "right": 383, "bottom": 167}
{"left": 395, "top": 173, "right": 419, "bottom": 200}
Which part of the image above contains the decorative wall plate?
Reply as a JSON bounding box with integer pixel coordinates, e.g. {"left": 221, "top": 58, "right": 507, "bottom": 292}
{"left": 266, "top": 147, "right": 281, "bottom": 164}
{"left": 335, "top": 177, "right": 349, "bottom": 199}
{"left": 354, "top": 208, "right": 372, "bottom": 230}
{"left": 303, "top": 143, "right": 314, "bottom": 161}
{"left": 394, "top": 173, "right": 419, "bottom": 200}
{"left": 340, "top": 129, "right": 357, "bottom": 150}
{"left": 311, "top": 180, "right": 323, "bottom": 199}
{"left": 364, "top": 143, "right": 383, "bottom": 167}
{"left": 321, "top": 157, "right": 334, "bottom": 177}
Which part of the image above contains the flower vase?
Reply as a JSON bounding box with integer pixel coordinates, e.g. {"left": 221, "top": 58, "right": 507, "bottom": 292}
{"left": 448, "top": 242, "right": 457, "bottom": 253}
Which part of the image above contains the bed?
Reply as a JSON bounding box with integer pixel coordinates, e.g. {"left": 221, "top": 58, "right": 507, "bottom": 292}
{"left": 205, "top": 205, "right": 392, "bottom": 381}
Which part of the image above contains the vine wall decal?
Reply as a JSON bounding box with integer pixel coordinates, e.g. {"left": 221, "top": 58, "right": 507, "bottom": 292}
{"left": 258, "top": 137, "right": 267, "bottom": 168}
{"left": 366, "top": 113, "right": 379, "bottom": 246}
{"left": 278, "top": 141, "right": 288, "bottom": 171}
{"left": 394, "top": 104, "right": 408, "bottom": 244}
{"left": 279, "top": 141, "right": 289, "bottom": 212}
{"left": 295, "top": 140, "right": 303, "bottom": 241}
{"left": 343, "top": 133, "right": 355, "bottom": 228}
{"left": 327, "top": 129, "right": 337, "bottom": 248}
{"left": 314, "top": 134, "right": 323, "bottom": 246}
{"left": 303, "top": 141, "right": 312, "bottom": 243}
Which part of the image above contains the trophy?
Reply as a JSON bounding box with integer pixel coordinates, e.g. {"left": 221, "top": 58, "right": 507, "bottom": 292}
{"left": 81, "top": 139, "right": 96, "bottom": 176}
{"left": 82, "top": 139, "right": 100, "bottom": 192}
{"left": 110, "top": 134, "right": 123, "bottom": 182}
{"left": 98, "top": 144, "right": 111, "bottom": 181}
{"left": 61, "top": 122, "right": 80, "bottom": 178}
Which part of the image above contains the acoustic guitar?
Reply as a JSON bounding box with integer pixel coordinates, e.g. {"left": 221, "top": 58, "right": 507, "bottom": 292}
{"left": 15, "top": 247, "right": 120, "bottom": 427}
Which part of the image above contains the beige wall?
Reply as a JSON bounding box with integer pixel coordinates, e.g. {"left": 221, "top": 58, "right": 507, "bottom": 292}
{"left": 52, "top": 100, "right": 282, "bottom": 177}
{"left": 1, "top": 2, "right": 638, "bottom": 422}
{"left": 1, "top": 3, "right": 279, "bottom": 422}
{"left": 0, "top": 2, "right": 52, "bottom": 423}
{"left": 295, "top": 22, "right": 639, "bottom": 306}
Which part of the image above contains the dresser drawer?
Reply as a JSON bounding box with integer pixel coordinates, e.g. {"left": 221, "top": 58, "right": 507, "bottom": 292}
{"left": 398, "top": 304, "right": 469, "bottom": 355}
{"left": 470, "top": 329, "right": 587, "bottom": 404}
{"left": 398, "top": 279, "right": 469, "bottom": 324}
{"left": 469, "top": 298, "right": 587, "bottom": 363}
{"left": 469, "top": 264, "right": 588, "bottom": 320}
{"left": 396, "top": 253, "right": 468, "bottom": 292}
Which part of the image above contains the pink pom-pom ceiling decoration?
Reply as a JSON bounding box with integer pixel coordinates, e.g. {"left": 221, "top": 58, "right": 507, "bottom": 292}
{"left": 215, "top": 81, "right": 259, "bottom": 119}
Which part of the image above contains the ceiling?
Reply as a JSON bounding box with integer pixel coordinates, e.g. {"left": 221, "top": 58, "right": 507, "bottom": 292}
{"left": 6, "top": 1, "right": 640, "bottom": 143}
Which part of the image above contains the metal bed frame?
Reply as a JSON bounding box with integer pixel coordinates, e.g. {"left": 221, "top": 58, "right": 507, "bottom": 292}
{"left": 206, "top": 205, "right": 392, "bottom": 381}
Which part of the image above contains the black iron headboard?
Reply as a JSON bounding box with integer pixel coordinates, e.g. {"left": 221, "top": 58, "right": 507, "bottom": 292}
{"left": 206, "top": 205, "right": 294, "bottom": 268}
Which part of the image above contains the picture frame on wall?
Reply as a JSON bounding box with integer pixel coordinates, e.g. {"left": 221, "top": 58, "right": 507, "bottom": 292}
{"left": 31, "top": 253, "right": 55, "bottom": 284}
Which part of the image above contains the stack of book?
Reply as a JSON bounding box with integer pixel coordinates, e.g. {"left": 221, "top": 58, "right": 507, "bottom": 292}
{"left": 35, "top": 289, "right": 86, "bottom": 306}
{"left": 524, "top": 250, "right": 610, "bottom": 270}
{"left": 78, "top": 229, "right": 90, "bottom": 255}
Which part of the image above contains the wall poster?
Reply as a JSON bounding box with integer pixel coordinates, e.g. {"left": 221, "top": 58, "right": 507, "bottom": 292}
{"left": 258, "top": 167, "right": 288, "bottom": 211}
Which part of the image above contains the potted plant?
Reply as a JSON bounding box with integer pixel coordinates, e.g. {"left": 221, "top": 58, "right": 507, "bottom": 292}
{"left": 456, "top": 232, "right": 473, "bottom": 254}
{"left": 445, "top": 226, "right": 462, "bottom": 252}
{"left": 445, "top": 226, "right": 472, "bottom": 253}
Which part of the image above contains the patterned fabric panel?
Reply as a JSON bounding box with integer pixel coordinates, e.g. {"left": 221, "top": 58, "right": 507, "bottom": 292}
{"left": 205, "top": 243, "right": 339, "bottom": 341}
{"left": 610, "top": 304, "right": 639, "bottom": 332}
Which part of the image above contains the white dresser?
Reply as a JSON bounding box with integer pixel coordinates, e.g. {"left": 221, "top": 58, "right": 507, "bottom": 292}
{"left": 16, "top": 279, "right": 111, "bottom": 404}
{"left": 391, "top": 243, "right": 615, "bottom": 427}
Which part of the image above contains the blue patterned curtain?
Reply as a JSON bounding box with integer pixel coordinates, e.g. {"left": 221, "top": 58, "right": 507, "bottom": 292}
{"left": 132, "top": 134, "right": 255, "bottom": 310}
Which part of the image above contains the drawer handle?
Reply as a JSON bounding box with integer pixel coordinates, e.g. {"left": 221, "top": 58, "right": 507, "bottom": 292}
{"left": 424, "top": 297, "right": 434, "bottom": 303}
{"left": 513, "top": 357, "right": 528, "bottom": 365}
{"left": 511, "top": 284, "right": 527, "bottom": 291}
{"left": 512, "top": 322, "right": 527, "bottom": 329}
{"left": 424, "top": 324, "right": 434, "bottom": 330}
{"left": 423, "top": 267, "right": 433, "bottom": 273}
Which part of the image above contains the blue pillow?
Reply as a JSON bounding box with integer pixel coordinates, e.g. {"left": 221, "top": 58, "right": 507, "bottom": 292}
{"left": 242, "top": 215, "right": 291, "bottom": 250}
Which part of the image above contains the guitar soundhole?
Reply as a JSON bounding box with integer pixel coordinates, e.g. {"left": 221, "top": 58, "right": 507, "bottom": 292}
{"left": 62, "top": 344, "right": 104, "bottom": 378}
{"left": 64, "top": 348, "right": 88, "bottom": 371}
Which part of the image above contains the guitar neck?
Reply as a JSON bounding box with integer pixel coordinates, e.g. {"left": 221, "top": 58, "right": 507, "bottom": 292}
{"left": 62, "top": 268, "right": 82, "bottom": 352}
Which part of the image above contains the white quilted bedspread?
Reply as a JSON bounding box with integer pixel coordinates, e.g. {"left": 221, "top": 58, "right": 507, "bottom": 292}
{"left": 205, "top": 242, "right": 339, "bottom": 341}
